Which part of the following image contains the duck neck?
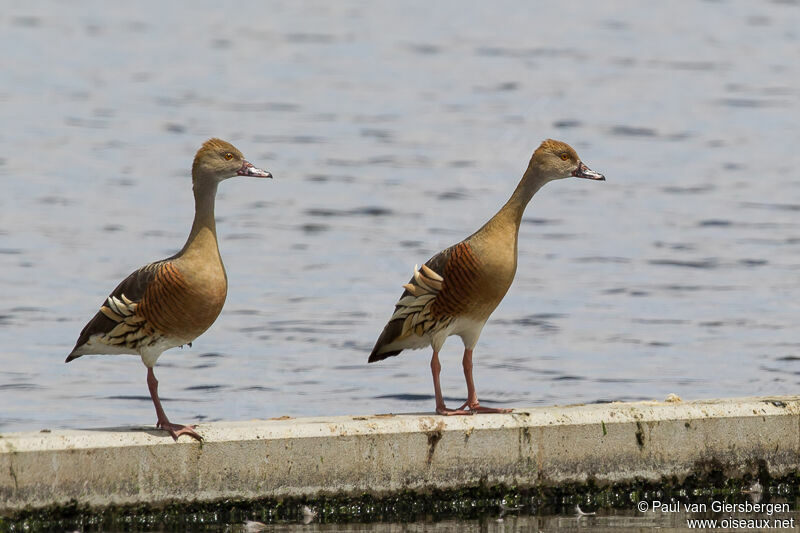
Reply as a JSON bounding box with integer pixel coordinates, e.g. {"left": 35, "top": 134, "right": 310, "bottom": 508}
{"left": 488, "top": 164, "right": 548, "bottom": 234}
{"left": 179, "top": 179, "right": 220, "bottom": 260}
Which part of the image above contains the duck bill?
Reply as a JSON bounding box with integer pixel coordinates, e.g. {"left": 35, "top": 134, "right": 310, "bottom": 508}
{"left": 572, "top": 161, "right": 605, "bottom": 181}
{"left": 238, "top": 160, "right": 273, "bottom": 178}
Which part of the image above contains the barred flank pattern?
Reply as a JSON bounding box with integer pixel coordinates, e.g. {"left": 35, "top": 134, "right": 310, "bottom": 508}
{"left": 430, "top": 242, "right": 482, "bottom": 319}
{"left": 137, "top": 262, "right": 195, "bottom": 335}
{"left": 368, "top": 242, "right": 485, "bottom": 361}
{"left": 378, "top": 243, "right": 482, "bottom": 344}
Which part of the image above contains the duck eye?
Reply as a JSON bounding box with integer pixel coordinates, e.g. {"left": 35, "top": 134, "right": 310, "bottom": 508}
{"left": 224, "top": 152, "right": 234, "bottom": 161}
{"left": 560, "top": 153, "right": 570, "bottom": 161}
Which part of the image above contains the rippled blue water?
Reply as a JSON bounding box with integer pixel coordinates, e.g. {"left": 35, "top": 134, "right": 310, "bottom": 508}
{"left": 1, "top": 1, "right": 799, "bottom": 433}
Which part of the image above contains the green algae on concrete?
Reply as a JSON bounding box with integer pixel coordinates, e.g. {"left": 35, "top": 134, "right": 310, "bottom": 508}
{"left": 3, "top": 476, "right": 800, "bottom": 532}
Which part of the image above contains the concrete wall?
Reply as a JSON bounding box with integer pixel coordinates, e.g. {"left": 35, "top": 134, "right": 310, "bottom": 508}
{"left": 2, "top": 396, "right": 799, "bottom": 514}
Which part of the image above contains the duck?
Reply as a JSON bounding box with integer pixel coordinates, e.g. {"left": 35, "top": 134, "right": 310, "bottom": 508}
{"left": 368, "top": 139, "right": 604, "bottom": 415}
{"left": 66, "top": 138, "right": 272, "bottom": 441}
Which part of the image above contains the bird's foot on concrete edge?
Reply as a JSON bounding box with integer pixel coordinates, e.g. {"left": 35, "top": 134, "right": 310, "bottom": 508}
{"left": 458, "top": 401, "right": 513, "bottom": 414}
{"left": 156, "top": 420, "right": 203, "bottom": 441}
{"left": 436, "top": 405, "right": 475, "bottom": 416}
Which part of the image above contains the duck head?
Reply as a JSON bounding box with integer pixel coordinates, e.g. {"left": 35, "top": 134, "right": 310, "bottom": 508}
{"left": 191, "top": 138, "right": 272, "bottom": 184}
{"left": 530, "top": 139, "right": 604, "bottom": 182}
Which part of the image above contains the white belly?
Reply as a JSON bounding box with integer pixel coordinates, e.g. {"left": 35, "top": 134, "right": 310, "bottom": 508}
{"left": 138, "top": 336, "right": 190, "bottom": 368}
{"left": 428, "top": 316, "right": 487, "bottom": 352}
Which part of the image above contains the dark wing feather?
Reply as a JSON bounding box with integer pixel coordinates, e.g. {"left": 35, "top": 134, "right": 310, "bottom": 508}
{"left": 367, "top": 245, "right": 455, "bottom": 362}
{"left": 65, "top": 261, "right": 163, "bottom": 362}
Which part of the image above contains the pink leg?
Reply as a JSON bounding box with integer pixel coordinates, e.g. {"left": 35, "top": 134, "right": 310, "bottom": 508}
{"left": 457, "top": 348, "right": 512, "bottom": 414}
{"left": 146, "top": 367, "right": 202, "bottom": 441}
{"left": 431, "top": 350, "right": 472, "bottom": 416}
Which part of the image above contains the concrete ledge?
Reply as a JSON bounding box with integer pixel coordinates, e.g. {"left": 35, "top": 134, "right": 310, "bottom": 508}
{"left": 2, "top": 396, "right": 800, "bottom": 515}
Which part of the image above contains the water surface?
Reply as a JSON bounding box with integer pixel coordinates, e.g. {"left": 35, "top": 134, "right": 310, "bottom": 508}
{"left": 1, "top": 1, "right": 799, "bottom": 432}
